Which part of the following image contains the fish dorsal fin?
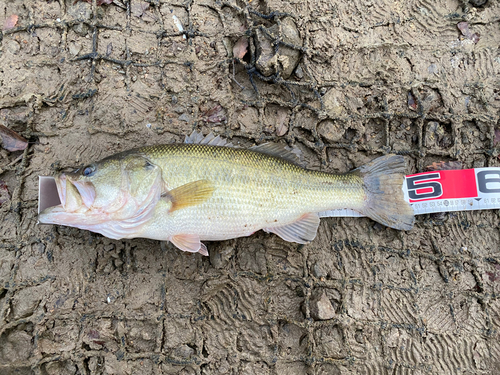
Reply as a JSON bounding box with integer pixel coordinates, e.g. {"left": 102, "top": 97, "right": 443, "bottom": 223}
{"left": 169, "top": 234, "right": 209, "bottom": 256}
{"left": 263, "top": 212, "right": 320, "bottom": 244}
{"left": 185, "top": 131, "right": 233, "bottom": 147}
{"left": 184, "top": 131, "right": 303, "bottom": 165}
{"left": 163, "top": 179, "right": 215, "bottom": 213}
{"left": 250, "top": 142, "right": 303, "bottom": 166}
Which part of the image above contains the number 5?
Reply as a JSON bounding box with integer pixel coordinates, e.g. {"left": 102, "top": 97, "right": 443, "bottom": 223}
{"left": 407, "top": 173, "right": 443, "bottom": 200}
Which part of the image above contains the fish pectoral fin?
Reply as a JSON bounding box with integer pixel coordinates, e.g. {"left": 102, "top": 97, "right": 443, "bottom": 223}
{"left": 169, "top": 234, "right": 209, "bottom": 256}
{"left": 163, "top": 179, "right": 214, "bottom": 213}
{"left": 263, "top": 212, "right": 320, "bottom": 244}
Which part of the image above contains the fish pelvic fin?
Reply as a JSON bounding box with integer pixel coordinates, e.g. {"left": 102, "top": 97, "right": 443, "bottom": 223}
{"left": 355, "top": 155, "right": 415, "bottom": 230}
{"left": 163, "top": 179, "right": 215, "bottom": 213}
{"left": 169, "top": 234, "right": 209, "bottom": 256}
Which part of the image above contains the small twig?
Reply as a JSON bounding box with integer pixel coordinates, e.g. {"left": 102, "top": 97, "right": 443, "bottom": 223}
{"left": 0, "top": 154, "right": 24, "bottom": 175}
{"left": 232, "top": 60, "right": 245, "bottom": 90}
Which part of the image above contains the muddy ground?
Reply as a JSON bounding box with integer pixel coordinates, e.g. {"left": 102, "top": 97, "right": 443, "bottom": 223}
{"left": 0, "top": 0, "right": 500, "bottom": 374}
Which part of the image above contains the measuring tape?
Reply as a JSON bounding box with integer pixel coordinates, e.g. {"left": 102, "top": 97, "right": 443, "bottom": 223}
{"left": 404, "top": 168, "right": 500, "bottom": 215}
{"left": 319, "top": 167, "right": 500, "bottom": 218}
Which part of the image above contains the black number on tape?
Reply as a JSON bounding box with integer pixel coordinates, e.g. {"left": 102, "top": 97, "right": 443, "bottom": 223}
{"left": 407, "top": 173, "right": 442, "bottom": 200}
{"left": 477, "top": 170, "right": 500, "bottom": 193}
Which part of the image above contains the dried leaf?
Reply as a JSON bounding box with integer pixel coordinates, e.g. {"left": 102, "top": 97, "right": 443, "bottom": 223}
{"left": 486, "top": 264, "right": 500, "bottom": 282}
{"left": 233, "top": 37, "right": 248, "bottom": 59}
{"left": 457, "top": 22, "right": 480, "bottom": 44}
{"left": 202, "top": 105, "right": 226, "bottom": 124}
{"left": 0, "top": 181, "right": 9, "bottom": 206}
{"left": 0, "top": 124, "right": 28, "bottom": 152}
{"left": 457, "top": 21, "right": 469, "bottom": 32}
{"left": 494, "top": 128, "right": 500, "bottom": 145}
{"left": 172, "top": 14, "right": 185, "bottom": 36}
{"left": 276, "top": 110, "right": 288, "bottom": 136}
{"left": 425, "top": 161, "right": 462, "bottom": 171}
{"left": 408, "top": 92, "right": 417, "bottom": 111}
{"left": 79, "top": 0, "right": 113, "bottom": 5}
{"left": 106, "top": 42, "right": 113, "bottom": 57}
{"left": 3, "top": 14, "right": 18, "bottom": 31}
{"left": 131, "top": 1, "right": 150, "bottom": 18}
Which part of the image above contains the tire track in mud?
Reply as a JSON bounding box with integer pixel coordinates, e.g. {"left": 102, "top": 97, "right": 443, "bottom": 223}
{"left": 327, "top": 235, "right": 498, "bottom": 374}
{"left": 491, "top": 299, "right": 500, "bottom": 331}
{"left": 1, "top": 0, "right": 500, "bottom": 373}
{"left": 382, "top": 332, "right": 429, "bottom": 373}
{"left": 199, "top": 274, "right": 282, "bottom": 363}
{"left": 451, "top": 296, "right": 490, "bottom": 335}
{"left": 410, "top": 0, "right": 458, "bottom": 36}
{"left": 447, "top": 47, "right": 500, "bottom": 88}
{"left": 439, "top": 212, "right": 500, "bottom": 258}
{"left": 420, "top": 291, "right": 457, "bottom": 334}
{"left": 358, "top": 360, "right": 427, "bottom": 375}
{"left": 200, "top": 275, "right": 266, "bottom": 324}
{"left": 424, "top": 333, "right": 491, "bottom": 374}
{"left": 471, "top": 47, "right": 500, "bottom": 81}
{"left": 491, "top": 336, "right": 500, "bottom": 371}
{"left": 379, "top": 289, "right": 419, "bottom": 327}
{"left": 343, "top": 0, "right": 414, "bottom": 30}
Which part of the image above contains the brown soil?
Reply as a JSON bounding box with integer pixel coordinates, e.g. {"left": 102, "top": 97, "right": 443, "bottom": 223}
{"left": 1, "top": 0, "right": 500, "bottom": 374}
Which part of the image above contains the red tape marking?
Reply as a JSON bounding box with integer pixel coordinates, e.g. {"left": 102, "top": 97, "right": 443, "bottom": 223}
{"left": 407, "top": 169, "right": 477, "bottom": 203}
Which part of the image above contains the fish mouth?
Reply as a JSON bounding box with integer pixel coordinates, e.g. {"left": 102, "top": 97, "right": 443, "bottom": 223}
{"left": 55, "top": 174, "right": 96, "bottom": 210}
{"left": 39, "top": 174, "right": 96, "bottom": 224}
{"left": 54, "top": 174, "right": 68, "bottom": 209}
{"left": 71, "top": 180, "right": 96, "bottom": 209}
{"left": 54, "top": 174, "right": 95, "bottom": 211}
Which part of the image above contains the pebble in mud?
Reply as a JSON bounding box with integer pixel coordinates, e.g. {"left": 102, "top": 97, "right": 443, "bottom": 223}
{"left": 309, "top": 290, "right": 336, "bottom": 320}
{"left": 424, "top": 121, "right": 452, "bottom": 148}
{"left": 317, "top": 119, "right": 345, "bottom": 143}
{"left": 312, "top": 262, "right": 328, "bottom": 278}
{"left": 172, "top": 344, "right": 195, "bottom": 359}
{"left": 4, "top": 40, "right": 21, "bottom": 55}
{"left": 254, "top": 17, "right": 302, "bottom": 79}
{"left": 468, "top": 0, "right": 489, "bottom": 7}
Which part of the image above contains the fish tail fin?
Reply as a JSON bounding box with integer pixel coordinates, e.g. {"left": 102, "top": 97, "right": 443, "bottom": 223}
{"left": 355, "top": 155, "right": 414, "bottom": 230}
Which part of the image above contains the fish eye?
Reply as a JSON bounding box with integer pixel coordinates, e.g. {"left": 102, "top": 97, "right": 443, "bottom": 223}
{"left": 144, "top": 160, "right": 154, "bottom": 170}
{"left": 83, "top": 165, "right": 96, "bottom": 177}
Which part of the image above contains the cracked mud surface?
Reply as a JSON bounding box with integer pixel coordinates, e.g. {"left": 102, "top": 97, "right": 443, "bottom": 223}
{"left": 1, "top": 0, "right": 500, "bottom": 374}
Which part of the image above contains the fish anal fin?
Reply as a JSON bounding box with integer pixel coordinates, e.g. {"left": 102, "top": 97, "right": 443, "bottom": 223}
{"left": 164, "top": 179, "right": 215, "bottom": 213}
{"left": 198, "top": 243, "right": 209, "bottom": 256}
{"left": 250, "top": 143, "right": 303, "bottom": 166}
{"left": 264, "top": 212, "right": 320, "bottom": 244}
{"left": 170, "top": 234, "right": 209, "bottom": 256}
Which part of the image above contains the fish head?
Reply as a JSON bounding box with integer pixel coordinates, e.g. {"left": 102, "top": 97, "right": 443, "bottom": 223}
{"left": 38, "top": 152, "right": 164, "bottom": 238}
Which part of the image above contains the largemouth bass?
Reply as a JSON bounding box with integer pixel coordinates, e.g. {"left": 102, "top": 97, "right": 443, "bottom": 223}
{"left": 38, "top": 132, "right": 414, "bottom": 255}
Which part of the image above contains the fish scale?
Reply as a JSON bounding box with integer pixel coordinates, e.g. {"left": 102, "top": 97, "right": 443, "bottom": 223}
{"left": 136, "top": 144, "right": 365, "bottom": 241}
